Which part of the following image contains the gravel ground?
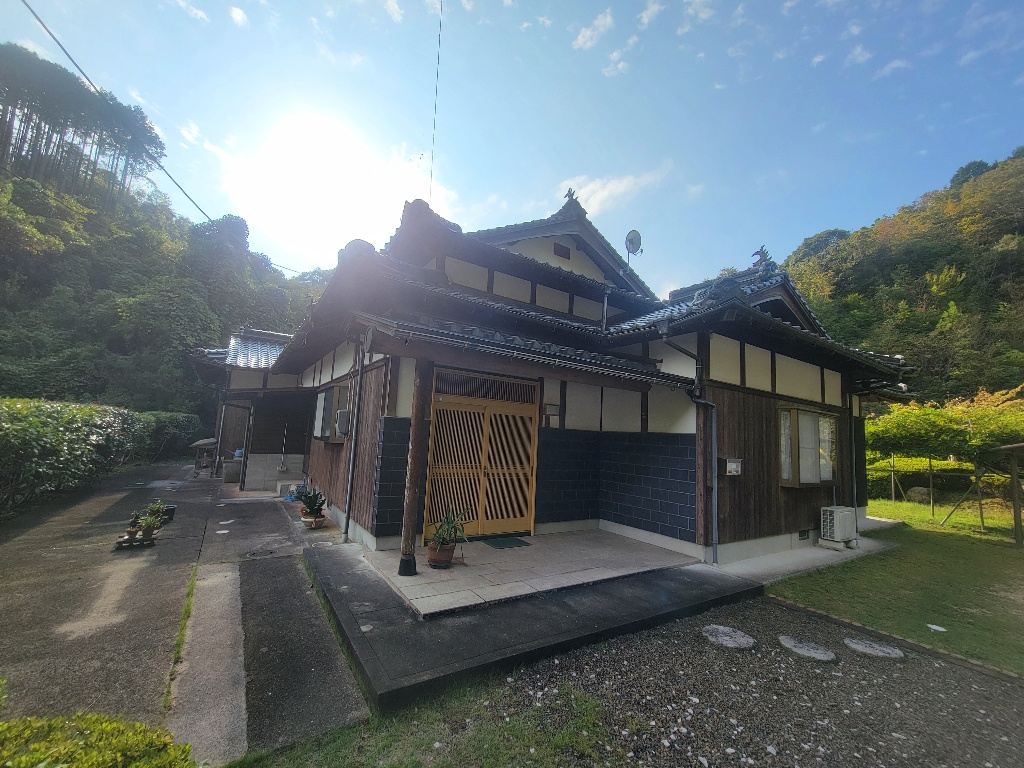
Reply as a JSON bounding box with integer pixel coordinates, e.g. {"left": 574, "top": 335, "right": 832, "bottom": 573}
{"left": 493, "top": 597, "right": 1023, "bottom": 768}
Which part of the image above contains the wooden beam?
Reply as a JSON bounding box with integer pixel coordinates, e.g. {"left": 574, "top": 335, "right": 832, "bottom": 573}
{"left": 398, "top": 358, "right": 433, "bottom": 576}
{"left": 1011, "top": 454, "right": 1023, "bottom": 548}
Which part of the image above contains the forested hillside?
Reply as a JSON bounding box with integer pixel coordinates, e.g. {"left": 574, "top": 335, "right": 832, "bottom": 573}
{"left": 0, "top": 43, "right": 327, "bottom": 421}
{"left": 784, "top": 148, "right": 1024, "bottom": 402}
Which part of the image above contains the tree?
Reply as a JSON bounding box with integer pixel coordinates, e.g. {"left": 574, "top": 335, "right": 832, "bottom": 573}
{"left": 950, "top": 160, "right": 991, "bottom": 190}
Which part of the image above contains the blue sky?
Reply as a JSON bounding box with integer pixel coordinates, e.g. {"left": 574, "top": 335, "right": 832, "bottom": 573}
{"left": 7, "top": 0, "right": 1024, "bottom": 295}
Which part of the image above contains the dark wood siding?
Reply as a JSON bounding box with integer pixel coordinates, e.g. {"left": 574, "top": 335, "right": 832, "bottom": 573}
{"left": 707, "top": 384, "right": 853, "bottom": 544}
{"left": 306, "top": 361, "right": 386, "bottom": 534}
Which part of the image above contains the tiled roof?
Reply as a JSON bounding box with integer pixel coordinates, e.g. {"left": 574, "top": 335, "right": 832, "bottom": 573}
{"left": 225, "top": 329, "right": 292, "bottom": 369}
{"left": 468, "top": 196, "right": 657, "bottom": 299}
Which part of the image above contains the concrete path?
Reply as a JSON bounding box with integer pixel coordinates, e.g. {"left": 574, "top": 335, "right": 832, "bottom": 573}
{"left": 0, "top": 464, "right": 369, "bottom": 767}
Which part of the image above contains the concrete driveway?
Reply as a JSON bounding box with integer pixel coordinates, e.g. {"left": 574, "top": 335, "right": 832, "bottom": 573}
{"left": 0, "top": 464, "right": 368, "bottom": 766}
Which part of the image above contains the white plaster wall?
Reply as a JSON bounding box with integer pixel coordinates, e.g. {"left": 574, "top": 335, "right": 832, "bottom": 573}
{"left": 229, "top": 369, "right": 264, "bottom": 389}
{"left": 745, "top": 344, "right": 772, "bottom": 392}
{"left": 650, "top": 336, "right": 698, "bottom": 379}
{"left": 710, "top": 334, "right": 742, "bottom": 385}
{"left": 267, "top": 373, "right": 299, "bottom": 388}
{"left": 565, "top": 381, "right": 601, "bottom": 431}
{"left": 446, "top": 258, "right": 489, "bottom": 291}
{"left": 394, "top": 357, "right": 416, "bottom": 418}
{"left": 509, "top": 236, "right": 609, "bottom": 283}
{"left": 648, "top": 385, "right": 696, "bottom": 433}
{"left": 536, "top": 284, "right": 570, "bottom": 314}
{"left": 542, "top": 378, "right": 561, "bottom": 406}
{"left": 776, "top": 355, "right": 822, "bottom": 403}
{"left": 852, "top": 395, "right": 861, "bottom": 417}
{"left": 493, "top": 271, "right": 531, "bottom": 303}
{"left": 824, "top": 369, "right": 843, "bottom": 406}
{"left": 602, "top": 388, "right": 640, "bottom": 432}
{"left": 573, "top": 296, "right": 604, "bottom": 321}
{"left": 300, "top": 366, "right": 315, "bottom": 388}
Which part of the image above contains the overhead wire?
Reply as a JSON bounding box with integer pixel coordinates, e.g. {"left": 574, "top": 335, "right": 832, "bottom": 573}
{"left": 429, "top": 0, "right": 443, "bottom": 205}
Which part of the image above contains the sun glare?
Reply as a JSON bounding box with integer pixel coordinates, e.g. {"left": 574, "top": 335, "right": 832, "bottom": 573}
{"left": 213, "top": 111, "right": 455, "bottom": 269}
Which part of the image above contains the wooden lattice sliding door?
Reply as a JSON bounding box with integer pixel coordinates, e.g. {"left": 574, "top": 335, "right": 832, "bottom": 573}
{"left": 423, "top": 369, "right": 539, "bottom": 541}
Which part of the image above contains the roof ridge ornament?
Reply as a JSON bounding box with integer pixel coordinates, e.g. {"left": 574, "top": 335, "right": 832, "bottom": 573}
{"left": 752, "top": 244, "right": 779, "bottom": 279}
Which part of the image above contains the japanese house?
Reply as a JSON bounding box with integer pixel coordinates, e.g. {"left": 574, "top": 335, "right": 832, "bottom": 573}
{"left": 201, "top": 194, "right": 910, "bottom": 566}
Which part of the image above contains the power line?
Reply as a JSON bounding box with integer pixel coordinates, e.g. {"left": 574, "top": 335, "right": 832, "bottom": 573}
{"left": 19, "top": 0, "right": 214, "bottom": 223}
{"left": 429, "top": 0, "right": 443, "bottom": 206}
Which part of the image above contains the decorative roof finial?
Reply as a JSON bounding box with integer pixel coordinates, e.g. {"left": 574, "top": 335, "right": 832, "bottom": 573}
{"left": 564, "top": 188, "right": 576, "bottom": 201}
{"left": 752, "top": 245, "right": 770, "bottom": 266}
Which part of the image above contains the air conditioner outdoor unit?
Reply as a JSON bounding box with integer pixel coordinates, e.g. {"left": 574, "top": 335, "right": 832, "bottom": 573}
{"left": 820, "top": 506, "right": 857, "bottom": 545}
{"left": 333, "top": 408, "right": 350, "bottom": 437}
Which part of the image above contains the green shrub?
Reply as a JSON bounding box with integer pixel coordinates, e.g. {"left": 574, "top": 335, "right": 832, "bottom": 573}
{"left": 0, "top": 399, "right": 150, "bottom": 509}
{"left": 140, "top": 411, "right": 203, "bottom": 459}
{"left": 0, "top": 713, "right": 194, "bottom": 768}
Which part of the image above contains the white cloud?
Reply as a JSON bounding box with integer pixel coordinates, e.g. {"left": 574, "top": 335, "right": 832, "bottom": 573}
{"left": 573, "top": 9, "right": 613, "bottom": 50}
{"left": 179, "top": 120, "right": 201, "bottom": 144}
{"left": 731, "top": 4, "right": 747, "bottom": 27}
{"left": 727, "top": 42, "right": 751, "bottom": 57}
{"left": 229, "top": 7, "right": 248, "bottom": 26}
{"left": 383, "top": 0, "right": 403, "bottom": 22}
{"left": 811, "top": 54, "right": 826, "bottom": 65}
{"left": 503, "top": 0, "right": 515, "bottom": 5}
{"left": 874, "top": 59, "right": 910, "bottom": 78}
{"left": 461, "top": 0, "right": 474, "bottom": 10}
{"left": 845, "top": 44, "right": 871, "bottom": 65}
{"left": 521, "top": 22, "right": 532, "bottom": 30}
{"left": 781, "top": 0, "right": 799, "bottom": 13}
{"left": 773, "top": 49, "right": 787, "bottom": 60}
{"left": 842, "top": 21, "right": 862, "bottom": 38}
{"left": 817, "top": 0, "right": 844, "bottom": 7}
{"left": 686, "top": 183, "right": 704, "bottom": 200}
{"left": 638, "top": 1, "right": 665, "bottom": 30}
{"left": 129, "top": 88, "right": 147, "bottom": 106}
{"left": 174, "top": 0, "right": 209, "bottom": 22}
{"left": 812, "top": 121, "right": 826, "bottom": 132}
{"left": 424, "top": 0, "right": 441, "bottom": 14}
{"left": 210, "top": 111, "right": 458, "bottom": 267}
{"left": 714, "top": 82, "right": 726, "bottom": 89}
{"left": 685, "top": 0, "right": 715, "bottom": 22}
{"left": 558, "top": 164, "right": 671, "bottom": 216}
{"left": 603, "top": 35, "right": 638, "bottom": 76}
{"left": 1016, "top": 73, "right": 1024, "bottom": 86}
{"left": 537, "top": 16, "right": 551, "bottom": 27}
{"left": 676, "top": 23, "right": 692, "bottom": 35}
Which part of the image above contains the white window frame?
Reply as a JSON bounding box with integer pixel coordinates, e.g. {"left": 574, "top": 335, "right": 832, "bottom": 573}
{"left": 780, "top": 407, "right": 837, "bottom": 487}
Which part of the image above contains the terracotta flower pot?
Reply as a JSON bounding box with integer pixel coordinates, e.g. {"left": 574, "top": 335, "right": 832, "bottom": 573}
{"left": 427, "top": 541, "right": 456, "bottom": 569}
{"left": 125, "top": 528, "right": 139, "bottom": 540}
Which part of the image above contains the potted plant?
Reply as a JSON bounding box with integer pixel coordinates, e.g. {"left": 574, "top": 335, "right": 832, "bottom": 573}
{"left": 143, "top": 499, "right": 176, "bottom": 523}
{"left": 427, "top": 507, "right": 467, "bottom": 569}
{"left": 136, "top": 513, "right": 163, "bottom": 540}
{"left": 125, "top": 513, "right": 141, "bottom": 540}
{"left": 298, "top": 490, "right": 327, "bottom": 529}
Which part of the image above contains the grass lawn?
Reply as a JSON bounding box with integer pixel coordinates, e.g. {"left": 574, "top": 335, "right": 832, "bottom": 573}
{"left": 228, "top": 678, "right": 608, "bottom": 768}
{"left": 768, "top": 498, "right": 1024, "bottom": 676}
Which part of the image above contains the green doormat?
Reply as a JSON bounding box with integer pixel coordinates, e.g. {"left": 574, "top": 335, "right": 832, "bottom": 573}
{"left": 483, "top": 537, "right": 530, "bottom": 549}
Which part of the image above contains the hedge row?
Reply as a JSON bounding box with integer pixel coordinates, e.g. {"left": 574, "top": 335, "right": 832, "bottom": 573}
{"left": 0, "top": 399, "right": 202, "bottom": 510}
{"left": 0, "top": 713, "right": 194, "bottom": 768}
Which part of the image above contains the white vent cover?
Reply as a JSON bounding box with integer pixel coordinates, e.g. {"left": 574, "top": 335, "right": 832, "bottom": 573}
{"left": 821, "top": 506, "right": 857, "bottom": 542}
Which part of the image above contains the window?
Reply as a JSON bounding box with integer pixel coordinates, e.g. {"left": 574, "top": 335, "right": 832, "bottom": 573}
{"left": 780, "top": 408, "right": 836, "bottom": 486}
{"left": 313, "top": 384, "right": 350, "bottom": 441}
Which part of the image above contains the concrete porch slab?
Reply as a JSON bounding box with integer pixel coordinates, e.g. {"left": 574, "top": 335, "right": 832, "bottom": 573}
{"left": 363, "top": 530, "right": 699, "bottom": 618}
{"left": 305, "top": 543, "right": 761, "bottom": 712}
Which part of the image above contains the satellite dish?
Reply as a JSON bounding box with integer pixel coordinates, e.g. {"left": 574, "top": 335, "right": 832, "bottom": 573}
{"left": 625, "top": 230, "right": 642, "bottom": 263}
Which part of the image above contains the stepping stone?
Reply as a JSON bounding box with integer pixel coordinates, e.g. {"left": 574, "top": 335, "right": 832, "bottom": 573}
{"left": 702, "top": 625, "right": 756, "bottom": 649}
{"left": 778, "top": 635, "right": 836, "bottom": 661}
{"left": 844, "top": 637, "right": 905, "bottom": 659}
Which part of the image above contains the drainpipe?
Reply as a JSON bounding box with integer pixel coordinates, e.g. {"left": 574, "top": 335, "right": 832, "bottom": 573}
{"left": 341, "top": 337, "right": 367, "bottom": 543}
{"left": 849, "top": 391, "right": 860, "bottom": 536}
{"left": 601, "top": 288, "right": 610, "bottom": 332}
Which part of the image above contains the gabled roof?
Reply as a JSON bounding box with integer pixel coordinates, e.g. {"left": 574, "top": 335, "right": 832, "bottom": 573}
{"left": 225, "top": 328, "right": 292, "bottom": 369}
{"left": 467, "top": 193, "right": 657, "bottom": 299}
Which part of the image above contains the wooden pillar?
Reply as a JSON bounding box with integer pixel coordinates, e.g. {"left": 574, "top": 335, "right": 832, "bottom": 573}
{"left": 398, "top": 358, "right": 433, "bottom": 576}
{"left": 1011, "top": 454, "right": 1022, "bottom": 548}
